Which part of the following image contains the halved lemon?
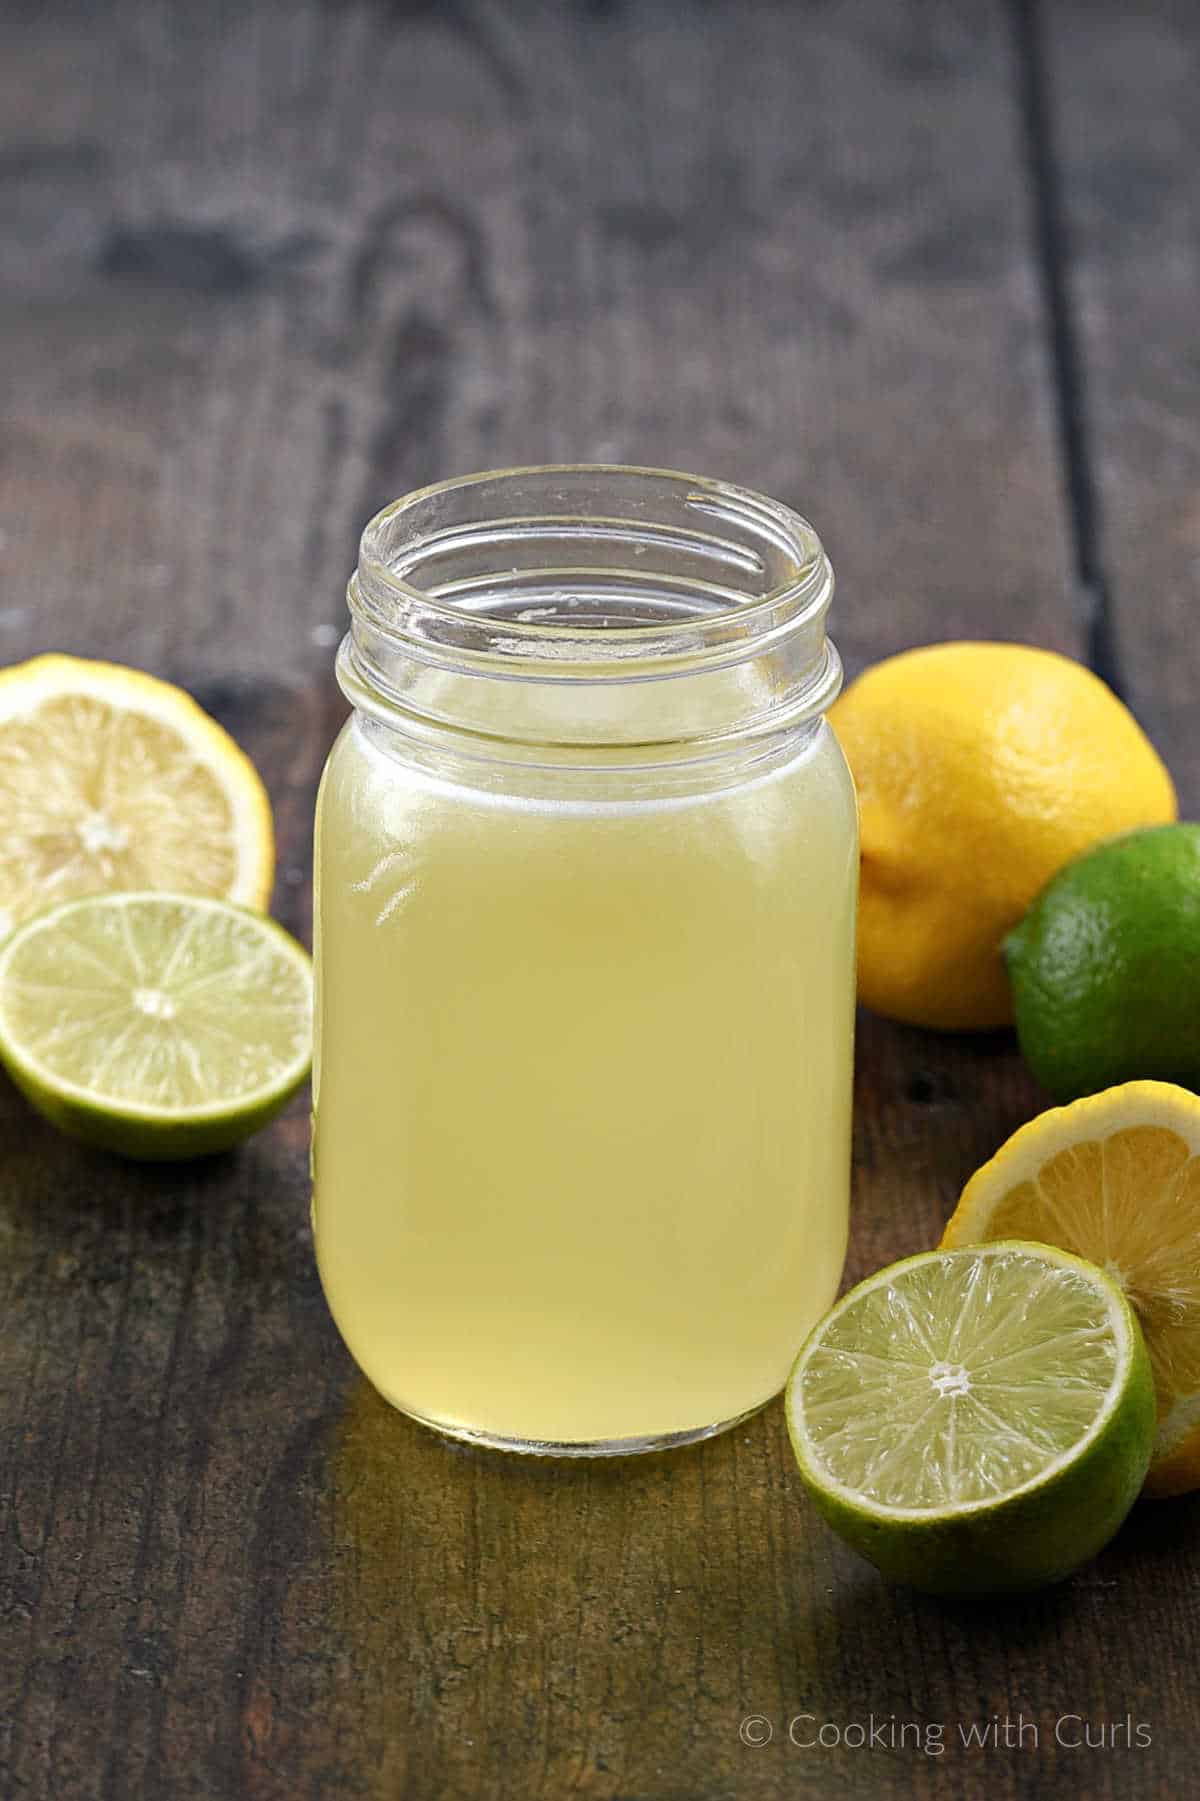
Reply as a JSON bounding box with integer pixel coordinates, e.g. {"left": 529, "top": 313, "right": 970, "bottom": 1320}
{"left": 0, "top": 655, "right": 274, "bottom": 935}
{"left": 0, "top": 892, "right": 312, "bottom": 1159}
{"left": 942, "top": 1082, "right": 1200, "bottom": 1497}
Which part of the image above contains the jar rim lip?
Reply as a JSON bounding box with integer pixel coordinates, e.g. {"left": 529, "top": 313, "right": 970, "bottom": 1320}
{"left": 355, "top": 462, "right": 831, "bottom": 648}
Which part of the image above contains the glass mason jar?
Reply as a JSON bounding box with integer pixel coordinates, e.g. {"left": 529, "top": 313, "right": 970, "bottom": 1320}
{"left": 312, "top": 466, "right": 858, "bottom": 1455}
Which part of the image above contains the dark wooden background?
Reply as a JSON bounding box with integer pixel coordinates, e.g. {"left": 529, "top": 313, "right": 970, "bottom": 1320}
{"left": 2, "top": 2, "right": 1198, "bottom": 1797}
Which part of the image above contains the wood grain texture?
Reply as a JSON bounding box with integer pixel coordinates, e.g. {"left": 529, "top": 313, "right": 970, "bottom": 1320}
{"left": 2, "top": 2, "right": 1196, "bottom": 1799}
{"left": 1043, "top": 0, "right": 1200, "bottom": 807}
{"left": 0, "top": 0, "right": 1073, "bottom": 688}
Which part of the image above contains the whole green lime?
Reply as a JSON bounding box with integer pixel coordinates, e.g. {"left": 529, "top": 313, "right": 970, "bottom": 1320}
{"left": 1005, "top": 823, "right": 1200, "bottom": 1102}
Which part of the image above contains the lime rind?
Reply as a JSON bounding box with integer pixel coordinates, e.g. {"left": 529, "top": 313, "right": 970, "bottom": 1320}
{"left": 1006, "top": 824, "right": 1200, "bottom": 1102}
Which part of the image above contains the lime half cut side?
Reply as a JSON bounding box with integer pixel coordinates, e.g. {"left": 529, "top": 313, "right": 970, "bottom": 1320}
{"left": 785, "top": 1242, "right": 1155, "bottom": 1595}
{"left": 0, "top": 892, "right": 312, "bottom": 1159}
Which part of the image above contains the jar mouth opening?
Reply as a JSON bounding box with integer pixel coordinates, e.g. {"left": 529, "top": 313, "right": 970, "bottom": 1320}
{"left": 351, "top": 464, "right": 833, "bottom": 677}
{"left": 342, "top": 465, "right": 840, "bottom": 759}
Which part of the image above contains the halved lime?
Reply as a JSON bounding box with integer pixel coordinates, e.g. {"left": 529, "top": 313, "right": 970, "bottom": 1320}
{"left": 785, "top": 1242, "right": 1155, "bottom": 1594}
{"left": 0, "top": 892, "right": 312, "bottom": 1159}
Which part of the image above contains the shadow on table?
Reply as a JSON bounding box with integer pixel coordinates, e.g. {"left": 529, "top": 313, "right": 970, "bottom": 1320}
{"left": 239, "top": 1374, "right": 1200, "bottom": 1799}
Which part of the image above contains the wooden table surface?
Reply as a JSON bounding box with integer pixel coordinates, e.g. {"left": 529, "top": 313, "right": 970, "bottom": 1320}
{"left": 2, "top": 2, "right": 1198, "bottom": 1796}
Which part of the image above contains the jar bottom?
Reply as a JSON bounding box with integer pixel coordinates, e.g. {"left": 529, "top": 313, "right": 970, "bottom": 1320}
{"left": 382, "top": 1393, "right": 775, "bottom": 1457}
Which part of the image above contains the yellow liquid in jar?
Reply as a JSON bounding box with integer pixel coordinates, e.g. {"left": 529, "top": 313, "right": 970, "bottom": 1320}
{"left": 312, "top": 713, "right": 857, "bottom": 1448}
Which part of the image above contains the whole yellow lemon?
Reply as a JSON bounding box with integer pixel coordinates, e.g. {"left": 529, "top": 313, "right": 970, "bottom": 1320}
{"left": 829, "top": 642, "right": 1177, "bottom": 1030}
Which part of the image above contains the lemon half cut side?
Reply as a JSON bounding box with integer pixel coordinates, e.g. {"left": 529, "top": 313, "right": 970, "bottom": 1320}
{"left": 943, "top": 1082, "right": 1200, "bottom": 1497}
{"left": 0, "top": 654, "right": 275, "bottom": 936}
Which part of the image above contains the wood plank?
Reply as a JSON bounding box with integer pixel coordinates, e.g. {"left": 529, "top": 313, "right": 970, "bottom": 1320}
{"left": 0, "top": 0, "right": 1075, "bottom": 685}
{"left": 1026, "top": 8, "right": 1200, "bottom": 1774}
{"left": 0, "top": 3, "right": 1146, "bottom": 1799}
{"left": 1043, "top": 0, "right": 1200, "bottom": 808}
